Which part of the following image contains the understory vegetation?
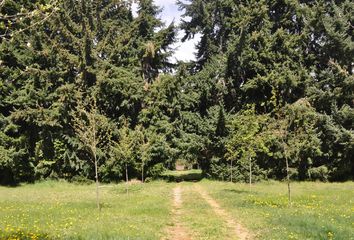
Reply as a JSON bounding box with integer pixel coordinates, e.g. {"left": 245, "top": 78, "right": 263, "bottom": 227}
{"left": 0, "top": 0, "right": 353, "bottom": 186}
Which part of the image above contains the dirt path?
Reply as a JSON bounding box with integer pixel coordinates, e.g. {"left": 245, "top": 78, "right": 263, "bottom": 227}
{"left": 195, "top": 185, "right": 253, "bottom": 240}
{"left": 163, "top": 185, "right": 191, "bottom": 240}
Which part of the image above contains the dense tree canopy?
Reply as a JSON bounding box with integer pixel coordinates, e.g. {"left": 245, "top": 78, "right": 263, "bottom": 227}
{"left": 0, "top": 0, "right": 353, "bottom": 185}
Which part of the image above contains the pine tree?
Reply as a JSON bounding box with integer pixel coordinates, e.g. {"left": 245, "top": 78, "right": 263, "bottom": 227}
{"left": 178, "top": 0, "right": 232, "bottom": 69}
{"left": 114, "top": 0, "right": 176, "bottom": 83}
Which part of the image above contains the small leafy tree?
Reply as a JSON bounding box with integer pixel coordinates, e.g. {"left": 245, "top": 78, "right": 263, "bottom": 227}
{"left": 73, "top": 90, "right": 111, "bottom": 210}
{"left": 112, "top": 121, "right": 135, "bottom": 193}
{"left": 275, "top": 99, "right": 322, "bottom": 205}
{"left": 225, "top": 105, "right": 269, "bottom": 186}
{"left": 136, "top": 126, "right": 150, "bottom": 183}
{"left": 275, "top": 116, "right": 292, "bottom": 205}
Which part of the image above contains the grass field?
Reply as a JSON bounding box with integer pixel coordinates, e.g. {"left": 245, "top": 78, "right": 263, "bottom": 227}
{"left": 0, "top": 179, "right": 353, "bottom": 240}
{"left": 199, "top": 180, "right": 354, "bottom": 240}
{"left": 0, "top": 181, "right": 175, "bottom": 240}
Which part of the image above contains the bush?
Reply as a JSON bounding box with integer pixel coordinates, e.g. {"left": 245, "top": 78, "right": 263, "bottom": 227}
{"left": 308, "top": 165, "right": 329, "bottom": 182}
{"left": 161, "top": 169, "right": 203, "bottom": 182}
{"left": 35, "top": 160, "right": 56, "bottom": 179}
{"left": 147, "top": 163, "right": 165, "bottom": 179}
{"left": 70, "top": 175, "right": 94, "bottom": 185}
{"left": 288, "top": 167, "right": 299, "bottom": 180}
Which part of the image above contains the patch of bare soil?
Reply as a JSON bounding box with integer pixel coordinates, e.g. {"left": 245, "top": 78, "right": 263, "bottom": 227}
{"left": 128, "top": 179, "right": 143, "bottom": 184}
{"left": 163, "top": 186, "right": 191, "bottom": 240}
{"left": 195, "top": 185, "right": 253, "bottom": 240}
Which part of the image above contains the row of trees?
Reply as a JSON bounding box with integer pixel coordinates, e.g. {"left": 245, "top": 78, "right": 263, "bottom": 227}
{"left": 0, "top": 0, "right": 353, "bottom": 186}
{"left": 0, "top": 0, "right": 177, "bottom": 185}
{"left": 175, "top": 0, "right": 353, "bottom": 182}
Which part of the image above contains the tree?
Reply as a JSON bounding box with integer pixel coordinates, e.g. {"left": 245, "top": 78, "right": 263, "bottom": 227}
{"left": 0, "top": 0, "right": 352, "bottom": 186}
{"left": 225, "top": 106, "right": 270, "bottom": 185}
{"left": 140, "top": 136, "right": 149, "bottom": 183}
{"left": 115, "top": 0, "right": 177, "bottom": 83}
{"left": 73, "top": 90, "right": 112, "bottom": 210}
{"left": 275, "top": 114, "right": 292, "bottom": 205}
{"left": 274, "top": 99, "right": 322, "bottom": 204}
{"left": 178, "top": 0, "right": 232, "bottom": 69}
{"left": 135, "top": 126, "right": 150, "bottom": 183}
{"left": 0, "top": 0, "right": 59, "bottom": 39}
{"left": 112, "top": 121, "right": 135, "bottom": 193}
{"left": 0, "top": 113, "right": 18, "bottom": 185}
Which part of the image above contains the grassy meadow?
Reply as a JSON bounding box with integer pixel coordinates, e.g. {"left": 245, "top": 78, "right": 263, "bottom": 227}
{"left": 0, "top": 179, "right": 353, "bottom": 240}
{"left": 0, "top": 181, "right": 175, "bottom": 240}
{"left": 200, "top": 180, "right": 354, "bottom": 240}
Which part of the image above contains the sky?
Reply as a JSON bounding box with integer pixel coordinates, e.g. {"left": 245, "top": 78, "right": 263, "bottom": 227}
{"left": 132, "top": 0, "right": 200, "bottom": 62}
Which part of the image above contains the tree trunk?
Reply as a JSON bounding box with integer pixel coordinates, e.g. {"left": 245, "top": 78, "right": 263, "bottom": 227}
{"left": 285, "top": 156, "right": 291, "bottom": 206}
{"left": 141, "top": 161, "right": 144, "bottom": 183}
{"left": 125, "top": 163, "right": 129, "bottom": 195}
{"left": 92, "top": 97, "right": 100, "bottom": 211}
{"left": 94, "top": 153, "right": 100, "bottom": 211}
{"left": 249, "top": 156, "right": 252, "bottom": 189}
{"left": 230, "top": 159, "right": 233, "bottom": 182}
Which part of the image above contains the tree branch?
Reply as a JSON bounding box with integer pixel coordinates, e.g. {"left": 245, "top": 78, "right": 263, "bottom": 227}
{"left": 0, "top": 1, "right": 60, "bottom": 39}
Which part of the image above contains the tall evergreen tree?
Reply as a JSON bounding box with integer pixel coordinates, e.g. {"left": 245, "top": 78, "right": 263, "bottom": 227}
{"left": 0, "top": 0, "right": 352, "bottom": 184}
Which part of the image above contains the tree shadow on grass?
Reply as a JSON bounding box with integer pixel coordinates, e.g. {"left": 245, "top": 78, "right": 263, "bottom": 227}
{"left": 100, "top": 202, "right": 113, "bottom": 209}
{"left": 0, "top": 172, "right": 21, "bottom": 187}
{"left": 110, "top": 184, "right": 144, "bottom": 195}
{"left": 223, "top": 189, "right": 254, "bottom": 195}
{"left": 0, "top": 183, "right": 20, "bottom": 187}
{"left": 162, "top": 171, "right": 204, "bottom": 183}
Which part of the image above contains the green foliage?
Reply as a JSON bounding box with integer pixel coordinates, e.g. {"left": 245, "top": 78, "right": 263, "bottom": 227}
{"left": 0, "top": 0, "right": 352, "bottom": 184}
{"left": 308, "top": 166, "right": 329, "bottom": 182}
{"left": 225, "top": 105, "right": 270, "bottom": 182}
{"left": 0, "top": 0, "right": 178, "bottom": 184}
{"left": 178, "top": 0, "right": 353, "bottom": 181}
{"left": 104, "top": 122, "right": 134, "bottom": 181}
{"left": 161, "top": 169, "right": 203, "bottom": 182}
{"left": 282, "top": 100, "right": 323, "bottom": 180}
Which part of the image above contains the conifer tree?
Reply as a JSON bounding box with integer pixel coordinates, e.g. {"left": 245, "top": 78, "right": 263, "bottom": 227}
{"left": 0, "top": 0, "right": 353, "bottom": 184}
{"left": 114, "top": 0, "right": 176, "bottom": 83}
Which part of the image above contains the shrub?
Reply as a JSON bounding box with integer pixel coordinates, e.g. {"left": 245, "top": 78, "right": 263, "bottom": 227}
{"left": 308, "top": 165, "right": 329, "bottom": 182}
{"left": 70, "top": 175, "right": 94, "bottom": 185}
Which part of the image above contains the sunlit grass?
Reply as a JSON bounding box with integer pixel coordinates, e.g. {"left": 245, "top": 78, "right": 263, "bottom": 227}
{"left": 0, "top": 180, "right": 353, "bottom": 239}
{"left": 0, "top": 180, "right": 175, "bottom": 240}
{"left": 179, "top": 183, "right": 232, "bottom": 240}
{"left": 199, "top": 180, "right": 354, "bottom": 240}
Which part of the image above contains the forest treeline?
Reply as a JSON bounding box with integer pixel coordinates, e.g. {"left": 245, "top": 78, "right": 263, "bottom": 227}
{"left": 0, "top": 0, "right": 353, "bottom": 185}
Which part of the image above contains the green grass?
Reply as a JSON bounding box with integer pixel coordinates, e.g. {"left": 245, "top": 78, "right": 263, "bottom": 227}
{"left": 198, "top": 180, "right": 354, "bottom": 240}
{"left": 0, "top": 180, "right": 353, "bottom": 239}
{"left": 178, "top": 183, "right": 233, "bottom": 240}
{"left": 0, "top": 180, "right": 176, "bottom": 240}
